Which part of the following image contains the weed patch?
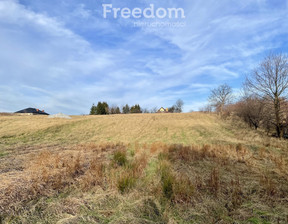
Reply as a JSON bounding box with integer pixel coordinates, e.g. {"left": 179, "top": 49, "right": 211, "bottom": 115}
{"left": 112, "top": 150, "right": 127, "bottom": 166}
{"left": 117, "top": 174, "right": 136, "bottom": 194}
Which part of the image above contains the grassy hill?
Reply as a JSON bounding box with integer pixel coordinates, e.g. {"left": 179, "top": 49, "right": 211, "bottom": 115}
{"left": 0, "top": 113, "right": 287, "bottom": 223}
{"left": 0, "top": 113, "right": 270, "bottom": 147}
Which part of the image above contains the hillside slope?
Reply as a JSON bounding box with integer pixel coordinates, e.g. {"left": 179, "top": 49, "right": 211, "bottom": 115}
{"left": 0, "top": 113, "right": 287, "bottom": 223}
{"left": 0, "top": 113, "right": 271, "bottom": 147}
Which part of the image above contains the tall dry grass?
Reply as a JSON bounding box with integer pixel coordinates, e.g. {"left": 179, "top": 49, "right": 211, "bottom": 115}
{"left": 0, "top": 141, "right": 287, "bottom": 223}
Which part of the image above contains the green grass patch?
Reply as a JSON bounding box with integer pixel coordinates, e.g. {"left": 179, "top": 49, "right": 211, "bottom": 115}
{"left": 113, "top": 150, "right": 128, "bottom": 166}
{"left": 0, "top": 151, "right": 8, "bottom": 157}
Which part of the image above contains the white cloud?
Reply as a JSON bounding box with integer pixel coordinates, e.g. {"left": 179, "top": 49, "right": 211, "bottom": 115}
{"left": 0, "top": 0, "right": 288, "bottom": 114}
{"left": 0, "top": 0, "right": 116, "bottom": 114}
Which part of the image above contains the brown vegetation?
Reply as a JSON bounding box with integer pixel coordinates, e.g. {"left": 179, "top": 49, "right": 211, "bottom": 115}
{"left": 0, "top": 113, "right": 288, "bottom": 223}
{"left": 0, "top": 141, "right": 287, "bottom": 223}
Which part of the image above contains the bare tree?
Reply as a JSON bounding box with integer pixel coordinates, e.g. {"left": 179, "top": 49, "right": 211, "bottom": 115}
{"left": 150, "top": 107, "right": 158, "bottom": 113}
{"left": 174, "top": 99, "right": 184, "bottom": 113}
{"left": 199, "top": 104, "right": 213, "bottom": 113}
{"left": 142, "top": 108, "right": 150, "bottom": 113}
{"left": 209, "top": 84, "right": 233, "bottom": 115}
{"left": 236, "top": 95, "right": 265, "bottom": 130}
{"left": 245, "top": 53, "right": 288, "bottom": 138}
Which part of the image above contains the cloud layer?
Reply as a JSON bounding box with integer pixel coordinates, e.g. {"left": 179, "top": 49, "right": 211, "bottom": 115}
{"left": 0, "top": 0, "right": 288, "bottom": 114}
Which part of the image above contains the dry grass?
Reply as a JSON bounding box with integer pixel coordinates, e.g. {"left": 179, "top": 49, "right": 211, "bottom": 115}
{"left": 0, "top": 113, "right": 246, "bottom": 149}
{"left": 0, "top": 113, "right": 288, "bottom": 223}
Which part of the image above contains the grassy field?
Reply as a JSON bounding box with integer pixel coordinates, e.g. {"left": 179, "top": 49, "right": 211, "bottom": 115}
{"left": 0, "top": 113, "right": 287, "bottom": 223}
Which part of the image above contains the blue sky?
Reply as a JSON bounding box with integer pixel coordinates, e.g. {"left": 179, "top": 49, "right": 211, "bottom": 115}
{"left": 0, "top": 0, "right": 288, "bottom": 114}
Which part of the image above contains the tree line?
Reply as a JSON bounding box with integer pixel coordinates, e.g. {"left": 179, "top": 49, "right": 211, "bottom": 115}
{"left": 89, "top": 99, "right": 184, "bottom": 115}
{"left": 203, "top": 52, "right": 288, "bottom": 138}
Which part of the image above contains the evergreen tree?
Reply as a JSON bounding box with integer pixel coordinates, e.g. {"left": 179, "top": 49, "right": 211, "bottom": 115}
{"left": 96, "top": 102, "right": 109, "bottom": 115}
{"left": 110, "top": 106, "right": 121, "bottom": 114}
{"left": 130, "top": 104, "right": 142, "bottom": 113}
{"left": 122, "top": 104, "right": 130, "bottom": 114}
{"left": 90, "top": 104, "right": 97, "bottom": 115}
{"left": 115, "top": 107, "right": 121, "bottom": 114}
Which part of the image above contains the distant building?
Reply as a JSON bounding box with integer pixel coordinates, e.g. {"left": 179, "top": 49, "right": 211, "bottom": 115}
{"left": 15, "top": 108, "right": 49, "bottom": 115}
{"left": 157, "top": 107, "right": 169, "bottom": 113}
